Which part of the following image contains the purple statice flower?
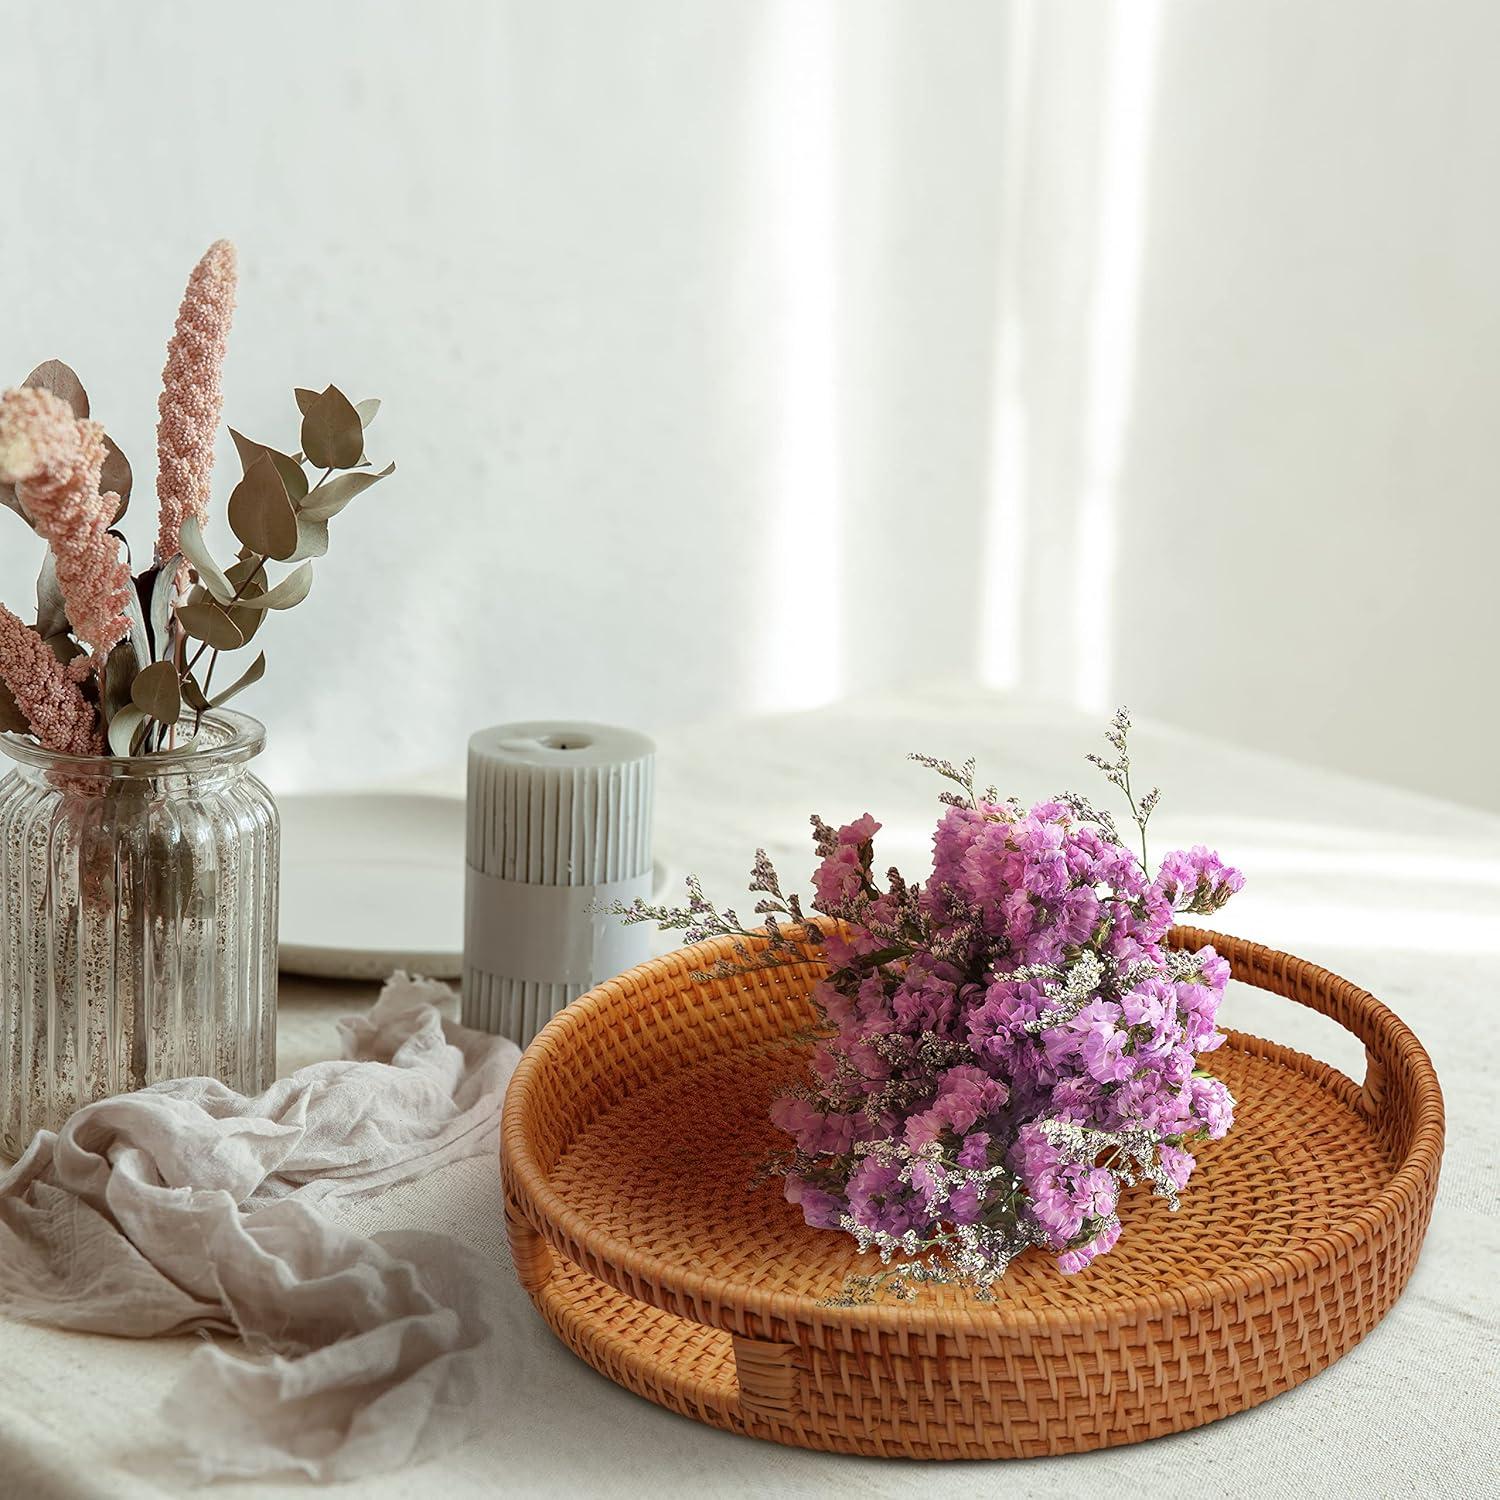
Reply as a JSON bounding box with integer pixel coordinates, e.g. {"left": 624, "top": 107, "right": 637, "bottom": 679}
{"left": 1157, "top": 1143, "right": 1196, "bottom": 1191}
{"left": 810, "top": 814, "right": 883, "bottom": 911}
{"left": 823, "top": 970, "right": 894, "bottom": 1042}
{"left": 903, "top": 1066, "right": 1008, "bottom": 1149}
{"left": 1047, "top": 1073, "right": 1103, "bottom": 1123}
{"left": 1174, "top": 951, "right": 1230, "bottom": 1053}
{"left": 1037, "top": 1166, "right": 1117, "bottom": 1244}
{"left": 770, "top": 1095, "right": 865, "bottom": 1155}
{"left": 1048, "top": 998, "right": 1134, "bottom": 1085}
{"left": 784, "top": 1175, "right": 847, "bottom": 1229}
{"left": 1057, "top": 885, "right": 1104, "bottom": 947}
{"left": 813, "top": 844, "right": 866, "bottom": 909}
{"left": 946, "top": 1180, "right": 985, "bottom": 1224}
{"left": 1010, "top": 1125, "right": 1120, "bottom": 1247}
{"left": 630, "top": 713, "right": 1242, "bottom": 1291}
{"left": 927, "top": 803, "right": 991, "bottom": 913}
{"left": 966, "top": 976, "right": 1048, "bottom": 1053}
{"left": 890, "top": 965, "right": 960, "bottom": 1035}
{"left": 1119, "top": 976, "right": 1184, "bottom": 1061}
{"left": 1198, "top": 946, "right": 1231, "bottom": 991}
{"left": 819, "top": 922, "right": 892, "bottom": 971}
{"left": 934, "top": 1064, "right": 1008, "bottom": 1128}
{"left": 1056, "top": 1215, "right": 1122, "bottom": 1274}
{"left": 956, "top": 1130, "right": 991, "bottom": 1168}
{"left": 1104, "top": 1072, "right": 1192, "bottom": 1136}
{"left": 1188, "top": 1073, "right": 1236, "bottom": 1139}
{"left": 847, "top": 1157, "right": 933, "bottom": 1239}
{"left": 1154, "top": 845, "right": 1245, "bottom": 916}
{"left": 1009, "top": 1121, "right": 1062, "bottom": 1183}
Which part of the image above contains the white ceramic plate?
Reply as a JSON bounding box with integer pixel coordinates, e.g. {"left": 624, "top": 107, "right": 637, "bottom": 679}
{"left": 277, "top": 791, "right": 669, "bottom": 981}
{"left": 278, "top": 792, "right": 468, "bottom": 980}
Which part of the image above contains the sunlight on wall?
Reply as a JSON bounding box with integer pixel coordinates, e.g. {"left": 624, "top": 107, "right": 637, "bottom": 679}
{"left": 1224, "top": 899, "right": 1500, "bottom": 955}
{"left": 978, "top": 0, "right": 1037, "bottom": 692}
{"left": 1073, "top": 0, "right": 1162, "bottom": 712}
{"left": 1166, "top": 818, "right": 1500, "bottom": 954}
{"left": 747, "top": 0, "right": 842, "bottom": 711}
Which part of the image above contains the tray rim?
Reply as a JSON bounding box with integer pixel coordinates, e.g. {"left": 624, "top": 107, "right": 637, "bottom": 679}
{"left": 501, "top": 925, "right": 1446, "bottom": 1337}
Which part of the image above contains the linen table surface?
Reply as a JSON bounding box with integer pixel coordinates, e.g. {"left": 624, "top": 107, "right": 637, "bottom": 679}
{"left": 1, "top": 686, "right": 1494, "bottom": 1499}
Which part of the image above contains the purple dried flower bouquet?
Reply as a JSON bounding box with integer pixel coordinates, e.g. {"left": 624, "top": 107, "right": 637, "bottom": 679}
{"left": 614, "top": 710, "right": 1244, "bottom": 1297}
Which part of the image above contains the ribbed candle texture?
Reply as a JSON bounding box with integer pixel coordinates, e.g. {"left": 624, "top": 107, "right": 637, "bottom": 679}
{"left": 463, "top": 722, "right": 654, "bottom": 1047}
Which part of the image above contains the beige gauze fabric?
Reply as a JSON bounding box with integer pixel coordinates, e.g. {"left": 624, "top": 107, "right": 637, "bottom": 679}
{"left": 0, "top": 975, "right": 519, "bottom": 1481}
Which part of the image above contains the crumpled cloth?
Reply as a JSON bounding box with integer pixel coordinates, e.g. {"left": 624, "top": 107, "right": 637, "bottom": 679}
{"left": 0, "top": 974, "right": 520, "bottom": 1481}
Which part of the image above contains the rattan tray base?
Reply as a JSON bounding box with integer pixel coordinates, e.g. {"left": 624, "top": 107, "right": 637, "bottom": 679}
{"left": 502, "top": 930, "right": 1443, "bottom": 1459}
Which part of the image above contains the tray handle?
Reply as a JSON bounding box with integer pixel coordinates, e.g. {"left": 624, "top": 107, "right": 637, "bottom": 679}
{"left": 732, "top": 1337, "right": 801, "bottom": 1421}
{"left": 1359, "top": 1047, "right": 1388, "bottom": 1121}
{"left": 505, "top": 1191, "right": 555, "bottom": 1293}
{"left": 1171, "top": 926, "right": 1395, "bottom": 1126}
{"left": 503, "top": 1194, "right": 805, "bottom": 1426}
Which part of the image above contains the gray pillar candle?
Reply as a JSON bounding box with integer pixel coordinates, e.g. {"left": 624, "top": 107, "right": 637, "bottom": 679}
{"left": 462, "top": 721, "right": 655, "bottom": 1047}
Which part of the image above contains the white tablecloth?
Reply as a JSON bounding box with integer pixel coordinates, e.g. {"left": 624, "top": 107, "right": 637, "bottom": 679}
{"left": 2, "top": 687, "right": 1495, "bottom": 1498}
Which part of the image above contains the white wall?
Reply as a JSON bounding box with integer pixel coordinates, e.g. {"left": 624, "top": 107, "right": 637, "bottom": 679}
{"left": 1106, "top": 0, "right": 1500, "bottom": 813}
{"left": 0, "top": 2, "right": 1493, "bottom": 807}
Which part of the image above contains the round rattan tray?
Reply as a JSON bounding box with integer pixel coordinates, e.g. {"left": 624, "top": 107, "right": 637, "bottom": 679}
{"left": 500, "top": 927, "right": 1443, "bottom": 1459}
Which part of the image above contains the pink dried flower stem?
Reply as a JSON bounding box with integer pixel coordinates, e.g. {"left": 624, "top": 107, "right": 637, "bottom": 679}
{"left": 0, "top": 387, "right": 133, "bottom": 657}
{"left": 0, "top": 606, "right": 101, "bottom": 755}
{"left": 155, "top": 239, "right": 237, "bottom": 567}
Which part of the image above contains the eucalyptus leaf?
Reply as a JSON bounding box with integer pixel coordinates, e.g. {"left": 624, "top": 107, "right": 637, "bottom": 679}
{"left": 103, "top": 639, "right": 141, "bottom": 723}
{"left": 0, "top": 679, "right": 28, "bottom": 735}
{"left": 178, "top": 515, "right": 235, "bottom": 604}
{"left": 45, "top": 633, "right": 85, "bottom": 666}
{"left": 232, "top": 562, "right": 313, "bottom": 611}
{"left": 289, "top": 515, "right": 330, "bottom": 560}
{"left": 146, "top": 563, "right": 180, "bottom": 661}
{"left": 294, "top": 388, "right": 319, "bottom": 415}
{"left": 228, "top": 455, "right": 299, "bottom": 561}
{"left": 176, "top": 599, "right": 245, "bottom": 651}
{"left": 107, "top": 705, "right": 148, "bottom": 758}
{"left": 229, "top": 429, "right": 309, "bottom": 503}
{"left": 300, "top": 386, "right": 363, "bottom": 469}
{"left": 227, "top": 603, "right": 264, "bottom": 644}
{"left": 101, "top": 435, "right": 132, "bottom": 522}
{"left": 356, "top": 398, "right": 380, "bottom": 428}
{"left": 223, "top": 559, "right": 267, "bottom": 645}
{"left": 277, "top": 454, "right": 310, "bottom": 504}
{"left": 225, "top": 556, "right": 268, "bottom": 592}
{"left": 119, "top": 580, "right": 151, "bottom": 673}
{"left": 228, "top": 427, "right": 261, "bottom": 471}
{"left": 35, "top": 554, "right": 69, "bottom": 640}
{"left": 24, "top": 359, "right": 88, "bottom": 418}
{"left": 131, "top": 660, "right": 182, "bottom": 724}
{"left": 181, "top": 674, "right": 210, "bottom": 713}
{"left": 203, "top": 651, "right": 266, "bottom": 710}
{"left": 298, "top": 461, "right": 395, "bottom": 522}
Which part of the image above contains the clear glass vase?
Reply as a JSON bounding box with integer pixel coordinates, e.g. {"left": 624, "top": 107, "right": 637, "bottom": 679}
{"left": 0, "top": 711, "right": 278, "bottom": 1157}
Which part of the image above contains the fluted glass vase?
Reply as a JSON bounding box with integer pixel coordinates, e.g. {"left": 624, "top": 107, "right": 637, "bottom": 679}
{"left": 0, "top": 711, "right": 278, "bottom": 1157}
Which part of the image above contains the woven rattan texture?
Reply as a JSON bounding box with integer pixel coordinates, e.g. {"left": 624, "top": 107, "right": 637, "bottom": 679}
{"left": 500, "top": 928, "right": 1444, "bottom": 1459}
